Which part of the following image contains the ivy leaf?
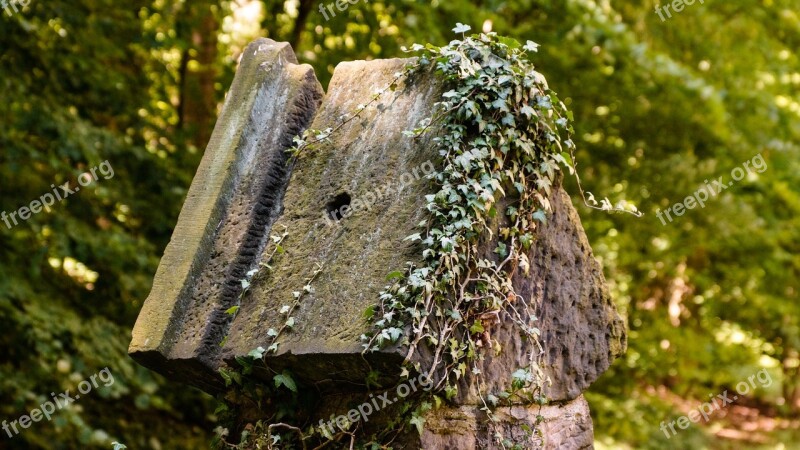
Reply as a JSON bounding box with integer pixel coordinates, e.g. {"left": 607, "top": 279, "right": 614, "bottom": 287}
{"left": 452, "top": 23, "right": 472, "bottom": 34}
{"left": 512, "top": 368, "right": 533, "bottom": 384}
{"left": 273, "top": 371, "right": 298, "bottom": 393}
{"left": 470, "top": 322, "right": 485, "bottom": 333}
{"left": 555, "top": 151, "right": 575, "bottom": 175}
{"left": 363, "top": 305, "right": 375, "bottom": 320}
{"left": 386, "top": 270, "right": 405, "bottom": 281}
{"left": 235, "top": 356, "right": 253, "bottom": 375}
{"left": 523, "top": 40, "right": 540, "bottom": 52}
{"left": 409, "top": 415, "right": 426, "bottom": 435}
{"left": 520, "top": 105, "right": 536, "bottom": 118}
{"left": 536, "top": 95, "right": 552, "bottom": 109}
{"left": 494, "top": 242, "right": 508, "bottom": 258}
{"left": 225, "top": 306, "right": 240, "bottom": 316}
{"left": 498, "top": 36, "right": 521, "bottom": 49}
{"left": 267, "top": 328, "right": 278, "bottom": 337}
{"left": 388, "top": 327, "right": 403, "bottom": 342}
{"left": 445, "top": 385, "right": 458, "bottom": 400}
{"left": 441, "top": 237, "right": 455, "bottom": 252}
{"left": 491, "top": 98, "right": 507, "bottom": 110}
{"left": 519, "top": 233, "right": 534, "bottom": 249}
{"left": 404, "top": 233, "right": 422, "bottom": 242}
{"left": 248, "top": 346, "right": 266, "bottom": 360}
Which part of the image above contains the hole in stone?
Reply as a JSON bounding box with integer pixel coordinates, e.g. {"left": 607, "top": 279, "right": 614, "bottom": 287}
{"left": 326, "top": 192, "right": 351, "bottom": 221}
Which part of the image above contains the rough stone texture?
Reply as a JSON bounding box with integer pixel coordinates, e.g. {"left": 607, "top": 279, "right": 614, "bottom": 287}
{"left": 128, "top": 38, "right": 323, "bottom": 392}
{"left": 220, "top": 57, "right": 443, "bottom": 389}
{"left": 129, "top": 37, "right": 627, "bottom": 447}
{"left": 418, "top": 395, "right": 594, "bottom": 449}
{"left": 532, "top": 188, "right": 627, "bottom": 401}
{"left": 454, "top": 186, "right": 627, "bottom": 404}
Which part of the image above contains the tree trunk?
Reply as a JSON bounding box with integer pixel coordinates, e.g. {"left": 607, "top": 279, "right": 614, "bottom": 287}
{"left": 178, "top": 2, "right": 220, "bottom": 151}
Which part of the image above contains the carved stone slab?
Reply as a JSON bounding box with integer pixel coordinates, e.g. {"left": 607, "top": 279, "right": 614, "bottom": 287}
{"left": 129, "top": 38, "right": 323, "bottom": 392}
{"left": 129, "top": 38, "right": 626, "bottom": 410}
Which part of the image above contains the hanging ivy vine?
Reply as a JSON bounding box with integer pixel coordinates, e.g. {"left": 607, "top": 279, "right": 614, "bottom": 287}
{"left": 216, "top": 25, "right": 640, "bottom": 450}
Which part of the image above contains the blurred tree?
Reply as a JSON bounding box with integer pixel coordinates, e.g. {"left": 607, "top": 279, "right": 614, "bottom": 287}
{"left": 177, "top": 1, "right": 221, "bottom": 149}
{"left": 0, "top": 0, "right": 228, "bottom": 447}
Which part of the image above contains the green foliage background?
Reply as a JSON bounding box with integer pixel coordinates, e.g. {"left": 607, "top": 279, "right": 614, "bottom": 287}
{"left": 1, "top": 0, "right": 798, "bottom": 448}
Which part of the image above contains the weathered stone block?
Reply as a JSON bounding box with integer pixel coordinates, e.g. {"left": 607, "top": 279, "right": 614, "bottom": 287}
{"left": 129, "top": 38, "right": 323, "bottom": 392}
{"left": 130, "top": 39, "right": 626, "bottom": 447}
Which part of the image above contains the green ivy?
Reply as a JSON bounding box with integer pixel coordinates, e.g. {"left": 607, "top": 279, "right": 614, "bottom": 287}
{"left": 361, "top": 25, "right": 592, "bottom": 447}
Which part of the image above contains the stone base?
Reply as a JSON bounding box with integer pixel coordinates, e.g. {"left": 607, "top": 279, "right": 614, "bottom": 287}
{"left": 418, "top": 395, "right": 593, "bottom": 450}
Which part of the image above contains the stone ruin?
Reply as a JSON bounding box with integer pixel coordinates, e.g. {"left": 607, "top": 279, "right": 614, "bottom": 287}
{"left": 129, "top": 38, "right": 627, "bottom": 449}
